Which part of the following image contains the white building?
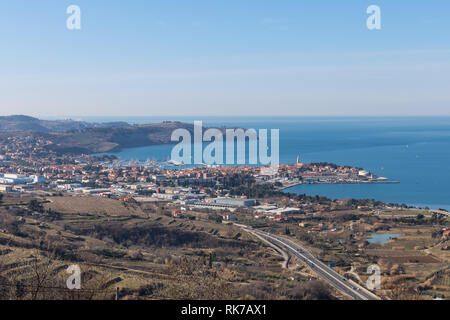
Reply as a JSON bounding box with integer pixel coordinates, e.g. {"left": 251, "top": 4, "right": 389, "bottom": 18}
{"left": 0, "top": 174, "right": 45, "bottom": 185}
{"left": 0, "top": 174, "right": 32, "bottom": 185}
{"left": 358, "top": 170, "right": 369, "bottom": 176}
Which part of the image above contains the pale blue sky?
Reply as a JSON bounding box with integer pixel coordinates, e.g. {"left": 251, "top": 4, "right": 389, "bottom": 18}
{"left": 0, "top": 0, "right": 449, "bottom": 117}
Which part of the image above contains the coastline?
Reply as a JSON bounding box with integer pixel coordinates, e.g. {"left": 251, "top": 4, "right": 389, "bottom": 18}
{"left": 92, "top": 117, "right": 450, "bottom": 212}
{"left": 278, "top": 180, "right": 400, "bottom": 191}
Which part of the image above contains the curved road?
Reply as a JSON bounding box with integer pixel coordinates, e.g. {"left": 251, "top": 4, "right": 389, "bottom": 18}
{"left": 239, "top": 225, "right": 380, "bottom": 300}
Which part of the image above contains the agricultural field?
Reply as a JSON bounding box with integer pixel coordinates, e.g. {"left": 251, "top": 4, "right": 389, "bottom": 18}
{"left": 0, "top": 194, "right": 336, "bottom": 300}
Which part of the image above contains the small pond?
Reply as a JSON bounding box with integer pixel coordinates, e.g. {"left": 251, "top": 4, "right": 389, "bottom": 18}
{"left": 367, "top": 233, "right": 402, "bottom": 244}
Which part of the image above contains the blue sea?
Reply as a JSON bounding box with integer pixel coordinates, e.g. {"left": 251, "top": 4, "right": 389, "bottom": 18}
{"left": 82, "top": 116, "right": 450, "bottom": 210}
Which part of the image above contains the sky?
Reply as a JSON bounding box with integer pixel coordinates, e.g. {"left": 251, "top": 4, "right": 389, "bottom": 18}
{"left": 0, "top": 0, "right": 449, "bottom": 117}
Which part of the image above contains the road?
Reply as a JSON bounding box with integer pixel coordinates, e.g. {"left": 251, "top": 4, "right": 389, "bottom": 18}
{"left": 238, "top": 225, "right": 380, "bottom": 300}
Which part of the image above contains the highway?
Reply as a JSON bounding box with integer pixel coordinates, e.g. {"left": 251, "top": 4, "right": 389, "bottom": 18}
{"left": 239, "top": 225, "right": 380, "bottom": 300}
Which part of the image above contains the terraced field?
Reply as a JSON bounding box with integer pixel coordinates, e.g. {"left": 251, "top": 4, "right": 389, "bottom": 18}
{"left": 0, "top": 195, "right": 330, "bottom": 300}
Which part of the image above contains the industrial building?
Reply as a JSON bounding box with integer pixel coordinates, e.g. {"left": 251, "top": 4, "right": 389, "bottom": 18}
{"left": 213, "top": 198, "right": 256, "bottom": 207}
{"left": 0, "top": 174, "right": 44, "bottom": 185}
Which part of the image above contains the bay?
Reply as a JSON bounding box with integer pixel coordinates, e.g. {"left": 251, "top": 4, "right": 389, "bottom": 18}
{"left": 87, "top": 116, "right": 450, "bottom": 210}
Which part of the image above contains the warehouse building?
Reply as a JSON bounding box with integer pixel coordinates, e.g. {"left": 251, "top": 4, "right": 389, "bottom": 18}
{"left": 213, "top": 198, "right": 256, "bottom": 207}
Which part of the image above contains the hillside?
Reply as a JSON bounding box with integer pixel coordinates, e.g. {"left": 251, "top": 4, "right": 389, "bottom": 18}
{"left": 0, "top": 115, "right": 128, "bottom": 132}
{"left": 0, "top": 194, "right": 331, "bottom": 300}
{"left": 45, "top": 121, "right": 196, "bottom": 154}
{"left": 0, "top": 115, "right": 232, "bottom": 155}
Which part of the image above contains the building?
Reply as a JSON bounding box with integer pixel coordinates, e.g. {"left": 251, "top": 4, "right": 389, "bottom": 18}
{"left": 31, "top": 175, "right": 45, "bottom": 184}
{"left": 178, "top": 199, "right": 200, "bottom": 205}
{"left": 56, "top": 183, "right": 82, "bottom": 191}
{"left": 152, "top": 193, "right": 179, "bottom": 200}
{"left": 164, "top": 188, "right": 180, "bottom": 194}
{"left": 0, "top": 174, "right": 33, "bottom": 185}
{"left": 152, "top": 175, "right": 167, "bottom": 182}
{"left": 118, "top": 197, "right": 137, "bottom": 203}
{"left": 254, "top": 214, "right": 268, "bottom": 219}
{"left": 0, "top": 185, "right": 12, "bottom": 192}
{"left": 269, "top": 215, "right": 288, "bottom": 222}
{"left": 443, "top": 229, "right": 450, "bottom": 239}
{"left": 0, "top": 174, "right": 44, "bottom": 185}
{"left": 312, "top": 224, "right": 324, "bottom": 231}
{"left": 222, "top": 213, "right": 235, "bottom": 221}
{"left": 213, "top": 198, "right": 256, "bottom": 207}
{"left": 13, "top": 185, "right": 34, "bottom": 192}
{"left": 172, "top": 210, "right": 185, "bottom": 218}
{"left": 81, "top": 188, "right": 111, "bottom": 195}
{"left": 299, "top": 222, "right": 311, "bottom": 228}
{"left": 183, "top": 193, "right": 208, "bottom": 200}
{"left": 191, "top": 203, "right": 237, "bottom": 212}
{"left": 358, "top": 170, "right": 369, "bottom": 177}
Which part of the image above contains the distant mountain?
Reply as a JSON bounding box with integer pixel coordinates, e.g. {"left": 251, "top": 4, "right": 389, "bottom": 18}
{"left": 0, "top": 115, "right": 129, "bottom": 132}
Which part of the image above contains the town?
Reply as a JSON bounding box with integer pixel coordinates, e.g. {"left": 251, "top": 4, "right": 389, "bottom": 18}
{"left": 0, "top": 132, "right": 398, "bottom": 223}
{"left": 1, "top": 129, "right": 449, "bottom": 301}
